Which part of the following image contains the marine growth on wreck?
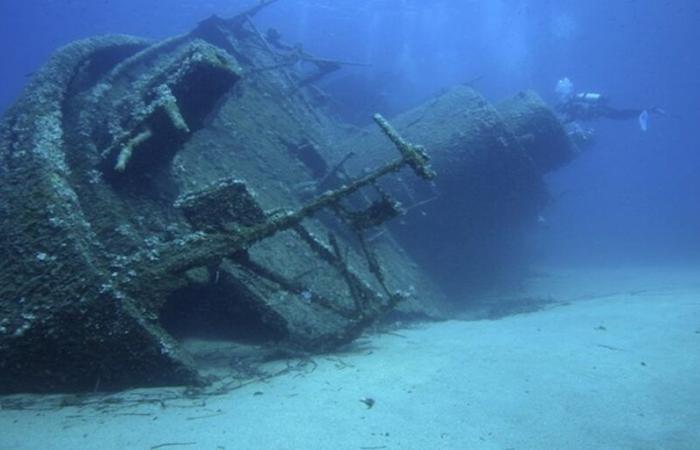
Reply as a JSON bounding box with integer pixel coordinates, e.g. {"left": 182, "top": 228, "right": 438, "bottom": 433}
{"left": 0, "top": 1, "right": 575, "bottom": 393}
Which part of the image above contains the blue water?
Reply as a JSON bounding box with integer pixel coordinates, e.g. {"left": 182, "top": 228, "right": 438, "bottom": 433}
{"left": 1, "top": 2, "right": 700, "bottom": 448}
{"left": 2, "top": 0, "right": 699, "bottom": 268}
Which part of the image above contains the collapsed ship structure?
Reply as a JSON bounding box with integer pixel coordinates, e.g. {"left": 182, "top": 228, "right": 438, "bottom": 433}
{"left": 0, "top": 2, "right": 576, "bottom": 393}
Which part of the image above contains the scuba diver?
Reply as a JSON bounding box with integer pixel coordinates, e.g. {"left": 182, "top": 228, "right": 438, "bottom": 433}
{"left": 554, "top": 77, "right": 668, "bottom": 131}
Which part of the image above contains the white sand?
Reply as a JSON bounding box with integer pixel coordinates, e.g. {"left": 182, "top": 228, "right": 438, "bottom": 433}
{"left": 1, "top": 266, "right": 699, "bottom": 450}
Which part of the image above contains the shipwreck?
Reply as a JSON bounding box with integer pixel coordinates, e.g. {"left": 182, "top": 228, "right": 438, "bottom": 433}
{"left": 0, "top": 1, "right": 576, "bottom": 393}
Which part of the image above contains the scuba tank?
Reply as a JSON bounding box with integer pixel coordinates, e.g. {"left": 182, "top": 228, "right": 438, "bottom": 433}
{"left": 575, "top": 92, "right": 604, "bottom": 104}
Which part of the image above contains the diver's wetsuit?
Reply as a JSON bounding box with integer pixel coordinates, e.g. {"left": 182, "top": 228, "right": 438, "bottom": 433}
{"left": 557, "top": 96, "right": 650, "bottom": 123}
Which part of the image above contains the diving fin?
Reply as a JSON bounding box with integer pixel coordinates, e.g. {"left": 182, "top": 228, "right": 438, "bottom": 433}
{"left": 639, "top": 109, "right": 649, "bottom": 131}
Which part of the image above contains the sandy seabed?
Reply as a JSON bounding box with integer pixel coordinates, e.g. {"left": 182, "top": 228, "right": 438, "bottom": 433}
{"left": 1, "top": 266, "right": 699, "bottom": 450}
